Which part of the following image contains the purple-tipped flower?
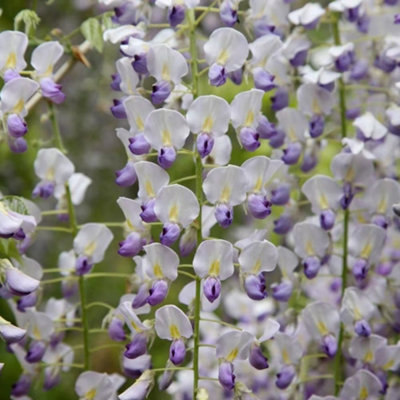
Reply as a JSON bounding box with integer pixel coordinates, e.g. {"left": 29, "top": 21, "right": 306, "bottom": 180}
{"left": 220, "top": 1, "right": 238, "bottom": 26}
{"left": 269, "top": 129, "right": 286, "bottom": 148}
{"left": 276, "top": 365, "right": 296, "bottom": 389}
{"left": 350, "top": 60, "right": 369, "bottom": 80}
{"left": 340, "top": 182, "right": 354, "bottom": 209}
{"left": 4, "top": 69, "right": 20, "bottom": 82}
{"left": 43, "top": 368, "right": 61, "bottom": 391}
{"left": 11, "top": 374, "right": 32, "bottom": 397}
{"left": 335, "top": 51, "right": 354, "bottom": 72}
{"left": 354, "top": 319, "right": 371, "bottom": 337}
{"left": 125, "top": 334, "right": 147, "bottom": 359}
{"left": 282, "top": 142, "right": 302, "bottom": 165}
{"left": 25, "top": 340, "right": 46, "bottom": 363}
{"left": 352, "top": 258, "right": 368, "bottom": 281}
{"left": 132, "top": 53, "right": 148, "bottom": 75}
{"left": 244, "top": 274, "right": 267, "bottom": 300}
{"left": 229, "top": 68, "right": 243, "bottom": 85}
{"left": 140, "top": 199, "right": 158, "bottom": 223}
{"left": 32, "top": 181, "right": 55, "bottom": 199}
{"left": 209, "top": 64, "right": 227, "bottom": 87}
{"left": 115, "top": 162, "right": 137, "bottom": 187}
{"left": 271, "top": 281, "right": 293, "bottom": 302}
{"left": 248, "top": 193, "right": 272, "bottom": 219}
{"left": 239, "top": 127, "right": 260, "bottom": 151}
{"left": 75, "top": 255, "right": 93, "bottom": 276}
{"left": 169, "top": 338, "right": 186, "bottom": 365}
{"left": 371, "top": 214, "right": 388, "bottom": 229}
{"left": 9, "top": 137, "right": 28, "bottom": 153}
{"left": 129, "top": 134, "right": 151, "bottom": 155}
{"left": 309, "top": 114, "right": 324, "bottom": 138}
{"left": 179, "top": 227, "right": 197, "bottom": 257}
{"left": 203, "top": 276, "right": 221, "bottom": 303}
{"left": 320, "top": 209, "right": 336, "bottom": 230}
{"left": 110, "top": 73, "right": 121, "bottom": 91}
{"left": 158, "top": 147, "right": 176, "bottom": 169}
{"left": 273, "top": 214, "right": 293, "bottom": 235}
{"left": 111, "top": 99, "right": 127, "bottom": 119}
{"left": 321, "top": 334, "right": 337, "bottom": 358}
{"left": 249, "top": 345, "right": 269, "bottom": 370}
{"left": 40, "top": 78, "right": 66, "bottom": 104}
{"left": 151, "top": 80, "right": 172, "bottom": 104}
{"left": 118, "top": 232, "right": 145, "bottom": 257}
{"left": 257, "top": 117, "right": 276, "bottom": 139}
{"left": 303, "top": 256, "right": 321, "bottom": 279}
{"left": 215, "top": 203, "right": 233, "bottom": 228}
{"left": 160, "top": 222, "right": 181, "bottom": 246}
{"left": 253, "top": 68, "right": 276, "bottom": 92}
{"left": 197, "top": 132, "right": 214, "bottom": 158}
{"left": 395, "top": 14, "right": 400, "bottom": 24}
{"left": 271, "top": 186, "right": 290, "bottom": 206}
{"left": 168, "top": 5, "right": 185, "bottom": 27}
{"left": 271, "top": 87, "right": 289, "bottom": 112}
{"left": 108, "top": 318, "right": 126, "bottom": 342}
{"left": 17, "top": 292, "right": 37, "bottom": 312}
{"left": 132, "top": 284, "right": 150, "bottom": 309}
{"left": 290, "top": 49, "right": 308, "bottom": 67}
{"left": 301, "top": 152, "right": 317, "bottom": 172}
{"left": 218, "top": 362, "right": 235, "bottom": 391}
{"left": 7, "top": 114, "right": 27, "bottom": 138}
{"left": 147, "top": 279, "right": 168, "bottom": 306}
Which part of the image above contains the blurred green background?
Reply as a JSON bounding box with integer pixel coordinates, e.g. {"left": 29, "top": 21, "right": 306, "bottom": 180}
{"left": 0, "top": 1, "right": 338, "bottom": 399}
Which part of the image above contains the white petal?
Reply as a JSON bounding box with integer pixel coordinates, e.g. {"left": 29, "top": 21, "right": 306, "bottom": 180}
{"left": 249, "top": 34, "right": 283, "bottom": 69}
{"left": 292, "top": 222, "right": 330, "bottom": 258}
{"left": 103, "top": 25, "right": 144, "bottom": 44}
{"left": 186, "top": 95, "right": 230, "bottom": 136}
{"left": 259, "top": 318, "right": 280, "bottom": 342}
{"left": 239, "top": 240, "right": 278, "bottom": 274}
{"left": 116, "top": 57, "right": 139, "bottom": 95}
{"left": 119, "top": 301, "right": 149, "bottom": 334}
{"left": 142, "top": 243, "right": 179, "bottom": 281}
{"left": 155, "top": 305, "right": 193, "bottom": 340}
{"left": 288, "top": 3, "right": 325, "bottom": 25}
{"left": 353, "top": 112, "right": 387, "bottom": 140}
{"left": 193, "top": 239, "right": 234, "bottom": 280}
{"left": 203, "top": 165, "right": 248, "bottom": 205}
{"left": 154, "top": 184, "right": 199, "bottom": 227}
{"left": 68, "top": 173, "right": 92, "bottom": 205}
{"left": 0, "top": 30, "right": 28, "bottom": 72}
{"left": 216, "top": 330, "right": 254, "bottom": 360}
{"left": 276, "top": 107, "right": 308, "bottom": 142}
{"left": 230, "top": 89, "right": 264, "bottom": 129}
{"left": 331, "top": 153, "right": 375, "bottom": 185}
{"left": 143, "top": 109, "right": 190, "bottom": 150}
{"left": 117, "top": 197, "right": 145, "bottom": 231}
{"left": 204, "top": 27, "right": 249, "bottom": 71}
{"left": 204, "top": 135, "right": 232, "bottom": 166}
{"left": 31, "top": 41, "right": 64, "bottom": 77}
{"left": 123, "top": 96, "right": 154, "bottom": 133}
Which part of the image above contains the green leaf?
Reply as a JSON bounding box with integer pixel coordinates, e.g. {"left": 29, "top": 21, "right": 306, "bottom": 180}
{"left": 101, "top": 11, "right": 114, "bottom": 31}
{"left": 81, "top": 18, "right": 103, "bottom": 53}
{"left": 14, "top": 9, "right": 41, "bottom": 37}
{"left": 1, "top": 196, "right": 28, "bottom": 215}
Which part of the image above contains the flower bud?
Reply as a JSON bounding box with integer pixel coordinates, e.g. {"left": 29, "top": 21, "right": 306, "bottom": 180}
{"left": 169, "top": 338, "right": 186, "bottom": 365}
{"left": 197, "top": 132, "right": 214, "bottom": 158}
{"left": 282, "top": 142, "right": 302, "bottom": 165}
{"left": 209, "top": 63, "right": 226, "bottom": 87}
{"left": 25, "top": 340, "right": 46, "bottom": 363}
{"left": 125, "top": 334, "right": 147, "bottom": 359}
{"left": 160, "top": 223, "right": 181, "bottom": 246}
{"left": 309, "top": 114, "right": 324, "bottom": 138}
{"left": 248, "top": 193, "right": 272, "bottom": 219}
{"left": 108, "top": 318, "right": 126, "bottom": 342}
{"left": 239, "top": 127, "right": 260, "bottom": 151}
{"left": 40, "top": 77, "right": 66, "bottom": 104}
{"left": 303, "top": 256, "right": 321, "bottom": 279}
{"left": 7, "top": 114, "right": 27, "bottom": 138}
{"left": 140, "top": 199, "right": 158, "bottom": 223}
{"left": 218, "top": 362, "right": 235, "bottom": 391}
{"left": 168, "top": 5, "right": 185, "bottom": 26}
{"left": 271, "top": 186, "right": 290, "bottom": 205}
{"left": 253, "top": 68, "right": 276, "bottom": 92}
{"left": 203, "top": 276, "right": 221, "bottom": 303}
{"left": 158, "top": 146, "right": 176, "bottom": 169}
{"left": 75, "top": 255, "right": 93, "bottom": 276}
{"left": 147, "top": 280, "right": 168, "bottom": 306}
{"left": 151, "top": 80, "right": 171, "bottom": 105}
{"left": 11, "top": 374, "right": 32, "bottom": 397}
{"left": 354, "top": 319, "right": 371, "bottom": 337}
{"left": 215, "top": 203, "right": 233, "bottom": 228}
{"left": 276, "top": 365, "right": 295, "bottom": 389}
{"left": 321, "top": 334, "right": 337, "bottom": 358}
{"left": 129, "top": 134, "right": 151, "bottom": 155}
{"left": 352, "top": 258, "right": 368, "bottom": 281}
{"left": 115, "top": 162, "right": 137, "bottom": 187}
{"left": 249, "top": 345, "right": 269, "bottom": 370}
{"left": 320, "top": 209, "right": 336, "bottom": 230}
{"left": 271, "top": 281, "right": 293, "bottom": 302}
{"left": 118, "top": 232, "right": 145, "bottom": 257}
{"left": 271, "top": 87, "right": 289, "bottom": 111}
{"left": 244, "top": 274, "right": 267, "bottom": 300}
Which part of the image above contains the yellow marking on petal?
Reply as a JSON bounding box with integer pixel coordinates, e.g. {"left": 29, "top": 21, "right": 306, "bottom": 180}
{"left": 383, "top": 359, "right": 394, "bottom": 370}
{"left": 131, "top": 320, "right": 142, "bottom": 333}
{"left": 202, "top": 115, "right": 213, "bottom": 132}
{"left": 364, "top": 350, "right": 373, "bottom": 363}
{"left": 305, "top": 241, "right": 314, "bottom": 256}
{"left": 209, "top": 259, "right": 220, "bottom": 276}
{"left": 360, "top": 242, "right": 372, "bottom": 259}
{"left": 145, "top": 179, "right": 155, "bottom": 197}
{"left": 359, "top": 386, "right": 368, "bottom": 400}
{"left": 46, "top": 167, "right": 55, "bottom": 181}
{"left": 226, "top": 347, "right": 238, "bottom": 362}
{"left": 377, "top": 197, "right": 387, "bottom": 214}
{"left": 316, "top": 321, "right": 329, "bottom": 336}
{"left": 345, "top": 167, "right": 355, "bottom": 182}
{"left": 312, "top": 97, "right": 321, "bottom": 114}
{"left": 0, "top": 202, "right": 9, "bottom": 216}
{"left": 282, "top": 349, "right": 290, "bottom": 364}
{"left": 85, "top": 388, "right": 97, "bottom": 400}
{"left": 162, "top": 63, "right": 170, "bottom": 81}
{"left": 170, "top": 324, "right": 180, "bottom": 340}
{"left": 13, "top": 99, "right": 24, "bottom": 115}
{"left": 127, "top": 219, "right": 136, "bottom": 231}
{"left": 169, "top": 203, "right": 179, "bottom": 223}
{"left": 153, "top": 263, "right": 163, "bottom": 279}
{"left": 251, "top": 259, "right": 262, "bottom": 274}
{"left": 162, "top": 129, "right": 172, "bottom": 146}
{"left": 318, "top": 193, "right": 329, "bottom": 210}
{"left": 354, "top": 308, "right": 362, "bottom": 320}
{"left": 45, "top": 63, "right": 54, "bottom": 76}
{"left": 33, "top": 324, "right": 41, "bottom": 340}
{"left": 288, "top": 127, "right": 297, "bottom": 142}
{"left": 254, "top": 176, "right": 263, "bottom": 192}
{"left": 84, "top": 241, "right": 97, "bottom": 256}
{"left": 5, "top": 52, "right": 17, "bottom": 69}
{"left": 245, "top": 110, "right": 254, "bottom": 127}
{"left": 217, "top": 49, "right": 228, "bottom": 65}
{"left": 197, "top": 388, "right": 209, "bottom": 400}
{"left": 220, "top": 185, "right": 231, "bottom": 203}
{"left": 136, "top": 116, "right": 144, "bottom": 131}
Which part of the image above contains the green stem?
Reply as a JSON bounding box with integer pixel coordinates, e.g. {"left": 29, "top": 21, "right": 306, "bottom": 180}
{"left": 172, "top": 175, "right": 197, "bottom": 185}
{"left": 36, "top": 226, "right": 72, "bottom": 233}
{"left": 90, "top": 343, "right": 125, "bottom": 353}
{"left": 85, "top": 301, "right": 115, "bottom": 311}
{"left": 188, "top": 8, "right": 202, "bottom": 399}
{"left": 41, "top": 277, "right": 77, "bottom": 285}
{"left": 150, "top": 367, "right": 193, "bottom": 373}
{"left": 48, "top": 102, "right": 67, "bottom": 153}
{"left": 178, "top": 270, "right": 197, "bottom": 279}
{"left": 84, "top": 272, "right": 132, "bottom": 280}
{"left": 200, "top": 318, "right": 242, "bottom": 331}
{"left": 41, "top": 209, "right": 68, "bottom": 216}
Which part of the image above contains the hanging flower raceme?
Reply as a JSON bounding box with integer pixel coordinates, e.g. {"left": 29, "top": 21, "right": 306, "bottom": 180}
{"left": 33, "top": 148, "right": 75, "bottom": 199}
{"left": 203, "top": 27, "right": 249, "bottom": 87}
{"left": 146, "top": 44, "right": 188, "bottom": 104}
{"left": 155, "top": 0, "right": 199, "bottom": 26}
{"left": 238, "top": 240, "right": 278, "bottom": 300}
{"left": 31, "top": 41, "right": 65, "bottom": 104}
{"left": 143, "top": 109, "right": 190, "bottom": 169}
{"left": 202, "top": 165, "right": 248, "bottom": 228}
{"left": 0, "top": 77, "right": 39, "bottom": 152}
{"left": 132, "top": 243, "right": 179, "bottom": 307}
{"left": 302, "top": 175, "right": 343, "bottom": 230}
{"left": 155, "top": 305, "right": 193, "bottom": 365}
{"left": 134, "top": 160, "right": 169, "bottom": 223}
{"left": 154, "top": 184, "right": 199, "bottom": 246}
{"left": 0, "top": 30, "right": 28, "bottom": 81}
{"left": 186, "top": 95, "right": 230, "bottom": 158}
{"left": 292, "top": 222, "right": 330, "bottom": 279}
{"left": 193, "top": 239, "right": 234, "bottom": 303}
{"left": 73, "top": 223, "right": 113, "bottom": 275}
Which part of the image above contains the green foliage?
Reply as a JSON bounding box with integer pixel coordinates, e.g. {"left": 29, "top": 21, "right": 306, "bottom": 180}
{"left": 1, "top": 196, "right": 28, "bottom": 215}
{"left": 14, "top": 9, "right": 40, "bottom": 37}
{"left": 81, "top": 17, "right": 103, "bottom": 53}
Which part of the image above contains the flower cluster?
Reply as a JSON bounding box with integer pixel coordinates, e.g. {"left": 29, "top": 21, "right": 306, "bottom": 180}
{"left": 2, "top": 0, "right": 400, "bottom": 400}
